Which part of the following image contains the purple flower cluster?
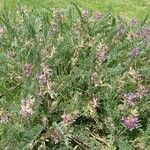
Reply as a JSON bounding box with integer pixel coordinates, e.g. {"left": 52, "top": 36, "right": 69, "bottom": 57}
{"left": 96, "top": 44, "right": 108, "bottom": 63}
{"left": 115, "top": 26, "right": 124, "bottom": 41}
{"left": 82, "top": 10, "right": 89, "bottom": 17}
{"left": 61, "top": 113, "right": 73, "bottom": 126}
{"left": 138, "top": 27, "right": 150, "bottom": 42}
{"left": 20, "top": 97, "right": 35, "bottom": 117}
{"left": 50, "top": 130, "right": 61, "bottom": 144}
{"left": 122, "top": 116, "right": 139, "bottom": 130}
{"left": 123, "top": 92, "right": 137, "bottom": 106}
{"left": 128, "top": 69, "right": 141, "bottom": 81}
{"left": 129, "top": 47, "right": 140, "bottom": 57}
{"left": 121, "top": 85, "right": 148, "bottom": 130}
{"left": 93, "top": 11, "right": 103, "bottom": 21}
{"left": 23, "top": 64, "right": 33, "bottom": 76}
{"left": 128, "top": 18, "right": 137, "bottom": 27}
{"left": 136, "top": 86, "right": 148, "bottom": 98}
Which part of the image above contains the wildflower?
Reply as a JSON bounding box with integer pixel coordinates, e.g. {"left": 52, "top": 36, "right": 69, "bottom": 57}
{"left": 138, "top": 27, "right": 150, "bottom": 42}
{"left": 49, "top": 23, "right": 58, "bottom": 36}
{"left": 129, "top": 18, "right": 137, "bottom": 27}
{"left": 61, "top": 113, "right": 73, "bottom": 126}
{"left": 136, "top": 86, "right": 148, "bottom": 98}
{"left": 96, "top": 44, "right": 108, "bottom": 63}
{"left": 91, "top": 72, "right": 99, "bottom": 86}
{"left": 82, "top": 10, "right": 89, "bottom": 17}
{"left": 0, "top": 110, "right": 8, "bottom": 124}
{"left": 50, "top": 130, "right": 61, "bottom": 144}
{"left": 96, "top": 50, "right": 108, "bottom": 63}
{"left": 90, "top": 94, "right": 98, "bottom": 108}
{"left": 53, "top": 9, "right": 64, "bottom": 21}
{"left": 93, "top": 11, "right": 103, "bottom": 21}
{"left": 122, "top": 116, "right": 139, "bottom": 130}
{"left": 129, "top": 47, "right": 140, "bottom": 57}
{"left": 36, "top": 89, "right": 45, "bottom": 98}
{"left": 20, "top": 98, "right": 35, "bottom": 117}
{"left": 42, "top": 116, "right": 48, "bottom": 126}
{"left": 36, "top": 72, "right": 47, "bottom": 85}
{"left": 128, "top": 68, "right": 141, "bottom": 81}
{"left": 0, "top": 26, "right": 4, "bottom": 34}
{"left": 127, "top": 32, "right": 139, "bottom": 40}
{"left": 23, "top": 64, "right": 33, "bottom": 76}
{"left": 115, "top": 26, "right": 124, "bottom": 41}
{"left": 122, "top": 92, "right": 137, "bottom": 106}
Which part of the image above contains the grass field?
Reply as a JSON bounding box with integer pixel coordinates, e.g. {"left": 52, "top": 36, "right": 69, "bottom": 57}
{"left": 0, "top": 0, "right": 150, "bottom": 19}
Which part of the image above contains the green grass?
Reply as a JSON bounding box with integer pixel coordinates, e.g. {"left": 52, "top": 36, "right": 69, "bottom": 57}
{"left": 1, "top": 0, "right": 150, "bottom": 19}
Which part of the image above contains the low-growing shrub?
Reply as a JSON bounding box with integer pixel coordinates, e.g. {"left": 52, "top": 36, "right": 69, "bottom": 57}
{"left": 0, "top": 3, "right": 150, "bottom": 150}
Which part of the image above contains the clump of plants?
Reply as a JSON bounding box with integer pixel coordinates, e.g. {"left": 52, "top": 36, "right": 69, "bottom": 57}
{"left": 0, "top": 3, "right": 150, "bottom": 150}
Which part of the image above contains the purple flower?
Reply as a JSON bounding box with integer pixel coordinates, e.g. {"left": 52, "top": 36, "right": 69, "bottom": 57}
{"left": 49, "top": 23, "right": 58, "bottom": 36}
{"left": 129, "top": 47, "right": 140, "bottom": 57}
{"left": 36, "top": 72, "right": 47, "bottom": 85}
{"left": 138, "top": 27, "right": 150, "bottom": 42}
{"left": 128, "top": 69, "right": 141, "bottom": 81}
{"left": 129, "top": 18, "right": 137, "bottom": 27}
{"left": 61, "top": 113, "right": 73, "bottom": 126}
{"left": 93, "top": 11, "right": 103, "bottom": 21}
{"left": 115, "top": 26, "right": 124, "bottom": 41}
{"left": 123, "top": 93, "right": 137, "bottom": 106}
{"left": 20, "top": 98, "right": 35, "bottom": 117}
{"left": 136, "top": 86, "right": 148, "bottom": 98}
{"left": 96, "top": 50, "right": 108, "bottom": 63}
{"left": 50, "top": 130, "right": 61, "bottom": 144}
{"left": 122, "top": 116, "right": 139, "bottom": 130}
{"left": 23, "top": 64, "right": 33, "bottom": 76}
{"left": 91, "top": 72, "right": 99, "bottom": 85}
{"left": 82, "top": 10, "right": 89, "bottom": 17}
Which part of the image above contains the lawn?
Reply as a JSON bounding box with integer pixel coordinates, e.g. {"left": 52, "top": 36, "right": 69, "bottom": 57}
{"left": 0, "top": 1, "right": 150, "bottom": 150}
{"left": 0, "top": 0, "right": 150, "bottom": 19}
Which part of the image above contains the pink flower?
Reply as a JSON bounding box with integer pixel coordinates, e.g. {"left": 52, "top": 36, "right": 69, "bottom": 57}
{"left": 129, "top": 47, "right": 140, "bottom": 57}
{"left": 136, "top": 86, "right": 148, "bottom": 98}
{"left": 23, "top": 64, "right": 33, "bottom": 76}
{"left": 36, "top": 72, "right": 47, "bottom": 85}
{"left": 82, "top": 10, "right": 89, "bottom": 17}
{"left": 129, "top": 18, "right": 137, "bottom": 27}
{"left": 61, "top": 113, "right": 73, "bottom": 126}
{"left": 122, "top": 116, "right": 139, "bottom": 130}
{"left": 50, "top": 130, "right": 61, "bottom": 144}
{"left": 20, "top": 98, "right": 34, "bottom": 117}
{"left": 96, "top": 50, "right": 108, "bottom": 63}
{"left": 128, "top": 69, "right": 141, "bottom": 81}
{"left": 122, "top": 93, "right": 137, "bottom": 106}
{"left": 115, "top": 26, "right": 124, "bottom": 41}
{"left": 93, "top": 11, "right": 103, "bottom": 20}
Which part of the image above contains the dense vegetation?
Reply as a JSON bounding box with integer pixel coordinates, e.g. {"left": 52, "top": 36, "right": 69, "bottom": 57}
{"left": 0, "top": 3, "right": 150, "bottom": 150}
